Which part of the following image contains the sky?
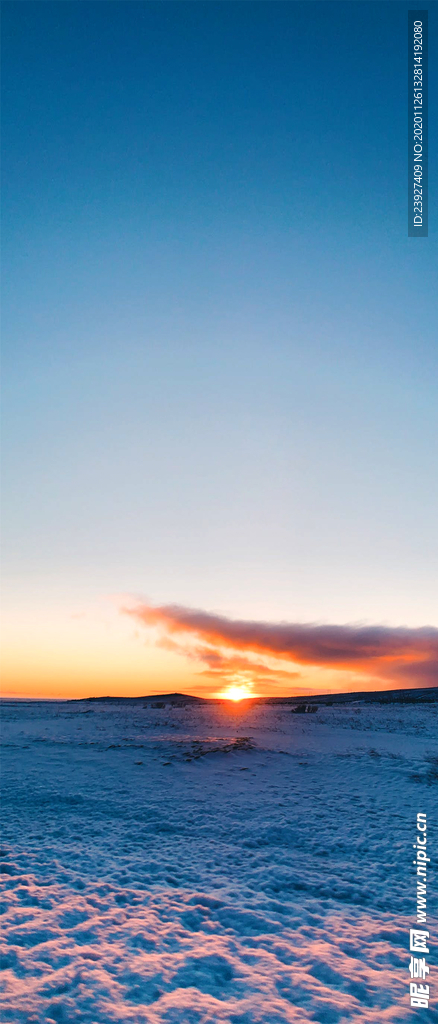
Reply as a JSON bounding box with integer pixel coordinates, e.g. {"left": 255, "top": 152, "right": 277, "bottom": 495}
{"left": 1, "top": 1, "right": 437, "bottom": 699}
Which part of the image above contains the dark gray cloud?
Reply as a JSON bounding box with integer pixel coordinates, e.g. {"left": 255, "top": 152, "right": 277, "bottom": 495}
{"left": 125, "top": 602, "right": 438, "bottom": 688}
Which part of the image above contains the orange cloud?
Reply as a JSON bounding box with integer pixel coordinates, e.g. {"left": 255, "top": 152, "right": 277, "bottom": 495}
{"left": 157, "top": 636, "right": 303, "bottom": 693}
{"left": 124, "top": 601, "right": 438, "bottom": 692}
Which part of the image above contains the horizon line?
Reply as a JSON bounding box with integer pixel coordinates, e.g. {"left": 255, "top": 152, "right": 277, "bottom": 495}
{"left": 2, "top": 683, "right": 437, "bottom": 704}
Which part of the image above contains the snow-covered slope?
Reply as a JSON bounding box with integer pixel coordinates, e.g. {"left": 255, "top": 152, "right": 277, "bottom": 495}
{"left": 1, "top": 699, "right": 436, "bottom": 1023}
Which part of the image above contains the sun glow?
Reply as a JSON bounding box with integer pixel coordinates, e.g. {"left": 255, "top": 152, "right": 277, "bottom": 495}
{"left": 220, "top": 684, "right": 253, "bottom": 702}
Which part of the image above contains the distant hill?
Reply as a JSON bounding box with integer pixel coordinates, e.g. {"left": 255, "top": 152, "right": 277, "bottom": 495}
{"left": 263, "top": 686, "right": 438, "bottom": 706}
{"left": 77, "top": 692, "right": 208, "bottom": 704}
{"left": 266, "top": 686, "right": 438, "bottom": 705}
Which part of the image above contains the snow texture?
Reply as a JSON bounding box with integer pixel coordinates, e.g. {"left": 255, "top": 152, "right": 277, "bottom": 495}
{"left": 1, "top": 698, "right": 437, "bottom": 1022}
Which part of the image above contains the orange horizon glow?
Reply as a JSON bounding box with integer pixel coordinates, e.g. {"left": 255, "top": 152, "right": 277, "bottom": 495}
{"left": 3, "top": 595, "right": 436, "bottom": 701}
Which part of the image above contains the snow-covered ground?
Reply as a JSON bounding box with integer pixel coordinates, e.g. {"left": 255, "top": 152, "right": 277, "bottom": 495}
{"left": 1, "top": 698, "right": 436, "bottom": 1023}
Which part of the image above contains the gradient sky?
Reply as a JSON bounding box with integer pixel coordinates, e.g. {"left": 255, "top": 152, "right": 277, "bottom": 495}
{"left": 2, "top": 1, "right": 437, "bottom": 698}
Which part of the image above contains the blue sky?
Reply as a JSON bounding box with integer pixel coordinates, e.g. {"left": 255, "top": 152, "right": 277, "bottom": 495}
{"left": 2, "top": 2, "right": 437, "bottom": 696}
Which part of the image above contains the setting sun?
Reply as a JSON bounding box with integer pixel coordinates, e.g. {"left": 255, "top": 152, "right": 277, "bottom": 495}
{"left": 220, "top": 684, "right": 253, "bottom": 702}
